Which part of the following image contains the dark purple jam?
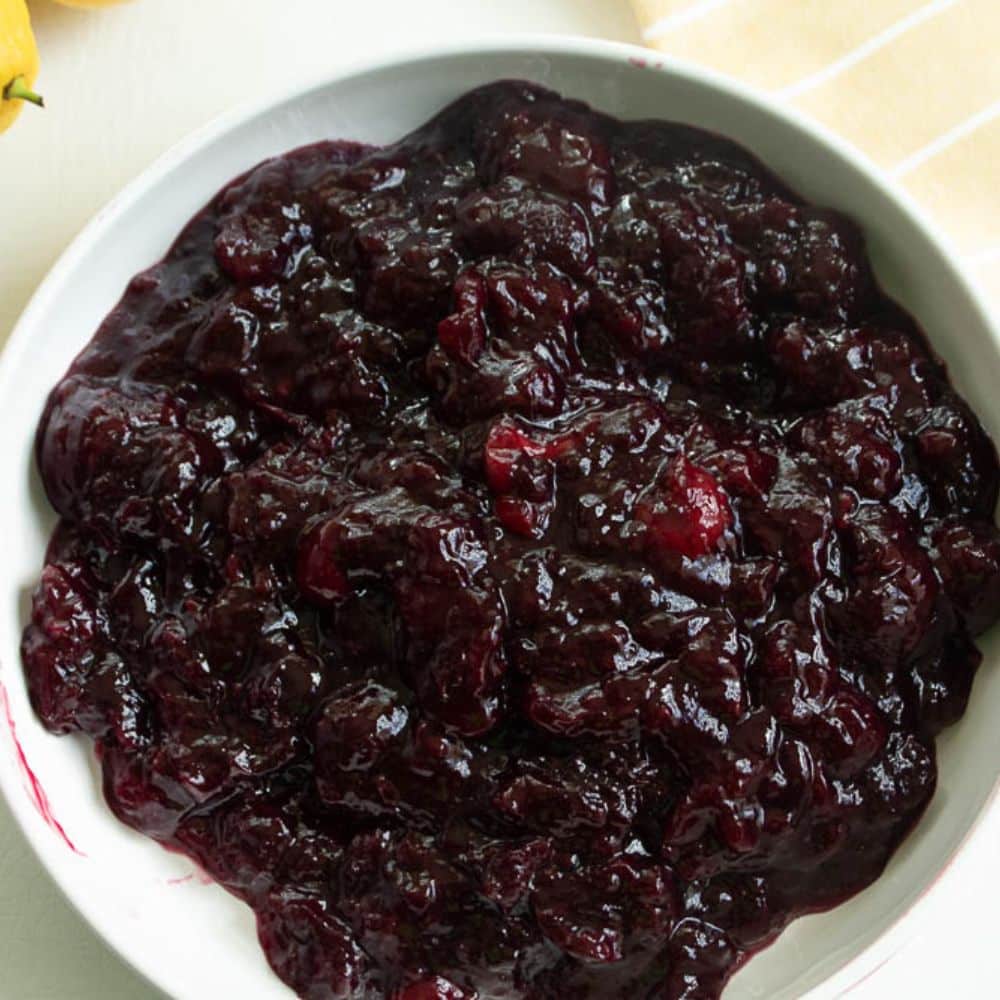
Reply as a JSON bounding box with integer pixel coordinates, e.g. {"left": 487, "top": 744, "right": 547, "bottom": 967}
{"left": 22, "top": 82, "right": 1000, "bottom": 998}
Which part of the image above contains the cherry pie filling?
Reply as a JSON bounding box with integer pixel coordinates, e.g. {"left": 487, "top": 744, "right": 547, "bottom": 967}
{"left": 22, "top": 82, "right": 1000, "bottom": 998}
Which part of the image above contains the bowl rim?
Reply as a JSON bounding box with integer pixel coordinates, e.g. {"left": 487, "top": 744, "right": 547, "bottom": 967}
{"left": 1, "top": 33, "right": 997, "bottom": 1000}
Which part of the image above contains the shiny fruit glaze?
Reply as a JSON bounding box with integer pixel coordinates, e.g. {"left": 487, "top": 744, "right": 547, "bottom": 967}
{"left": 22, "top": 82, "right": 1000, "bottom": 998}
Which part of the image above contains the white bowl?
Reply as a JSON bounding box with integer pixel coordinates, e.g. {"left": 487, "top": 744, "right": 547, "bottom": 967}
{"left": 1, "top": 37, "right": 998, "bottom": 1000}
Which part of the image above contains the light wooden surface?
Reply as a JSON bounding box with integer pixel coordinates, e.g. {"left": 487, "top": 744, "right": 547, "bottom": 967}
{"left": 0, "top": 2, "right": 994, "bottom": 997}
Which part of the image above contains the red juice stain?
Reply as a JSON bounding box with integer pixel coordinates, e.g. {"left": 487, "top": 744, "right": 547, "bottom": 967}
{"left": 628, "top": 56, "right": 649, "bottom": 69}
{"left": 0, "top": 681, "right": 84, "bottom": 856}
{"left": 166, "top": 871, "right": 214, "bottom": 887}
{"left": 841, "top": 947, "right": 902, "bottom": 996}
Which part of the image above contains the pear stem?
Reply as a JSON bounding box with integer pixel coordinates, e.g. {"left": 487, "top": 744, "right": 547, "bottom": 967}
{"left": 4, "top": 75, "right": 44, "bottom": 108}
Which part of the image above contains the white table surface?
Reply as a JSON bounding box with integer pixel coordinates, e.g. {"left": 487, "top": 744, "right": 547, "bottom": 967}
{"left": 0, "top": 1, "right": 995, "bottom": 997}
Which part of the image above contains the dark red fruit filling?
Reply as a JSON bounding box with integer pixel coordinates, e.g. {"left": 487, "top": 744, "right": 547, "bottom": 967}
{"left": 22, "top": 82, "right": 1000, "bottom": 999}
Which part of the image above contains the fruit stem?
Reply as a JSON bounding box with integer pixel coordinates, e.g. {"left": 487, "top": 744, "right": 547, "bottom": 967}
{"left": 4, "top": 75, "right": 44, "bottom": 108}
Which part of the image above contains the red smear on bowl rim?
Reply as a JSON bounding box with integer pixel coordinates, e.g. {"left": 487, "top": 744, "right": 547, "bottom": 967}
{"left": 166, "top": 870, "right": 214, "bottom": 887}
{"left": 839, "top": 945, "right": 902, "bottom": 997}
{"left": 0, "top": 680, "right": 84, "bottom": 856}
